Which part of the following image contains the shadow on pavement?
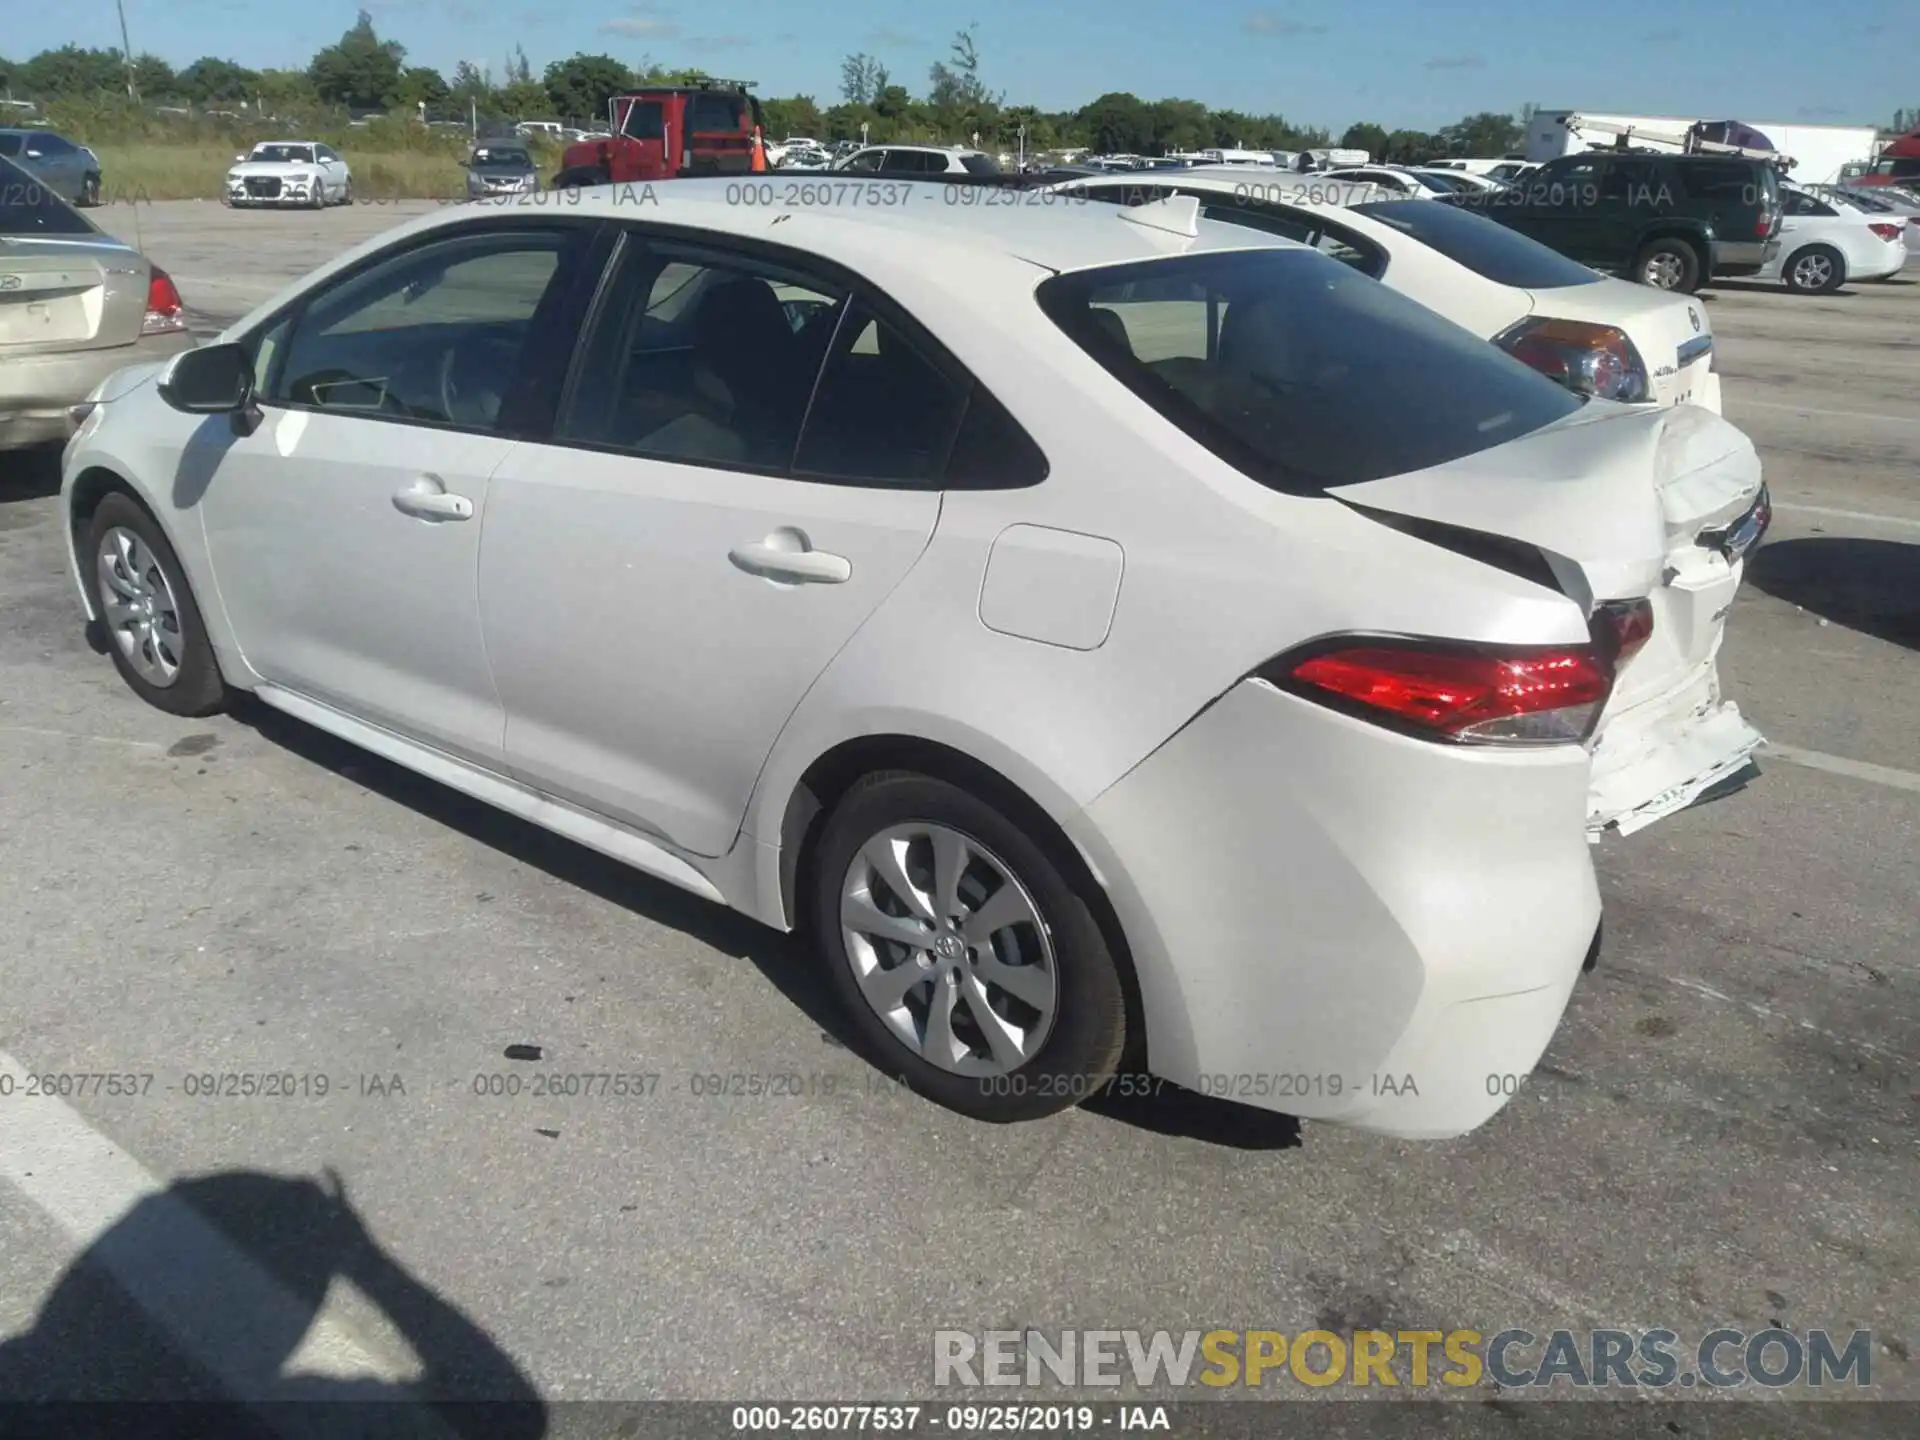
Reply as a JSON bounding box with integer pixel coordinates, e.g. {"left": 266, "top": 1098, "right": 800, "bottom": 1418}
{"left": 1747, "top": 536, "right": 1920, "bottom": 651}
{"left": 0, "top": 1168, "right": 545, "bottom": 1439}
{"left": 230, "top": 698, "right": 1294, "bottom": 1151}
{"left": 0, "top": 446, "right": 62, "bottom": 503}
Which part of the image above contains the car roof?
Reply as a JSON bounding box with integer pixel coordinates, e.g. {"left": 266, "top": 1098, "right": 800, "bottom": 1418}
{"left": 424, "top": 177, "right": 1305, "bottom": 276}
{"left": 1070, "top": 167, "right": 1401, "bottom": 208}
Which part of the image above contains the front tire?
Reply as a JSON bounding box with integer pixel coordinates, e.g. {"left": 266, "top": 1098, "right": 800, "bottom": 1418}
{"left": 809, "top": 772, "right": 1127, "bottom": 1122}
{"left": 1633, "top": 237, "right": 1702, "bottom": 292}
{"left": 85, "top": 494, "right": 227, "bottom": 717}
{"left": 1785, "top": 244, "right": 1845, "bottom": 294}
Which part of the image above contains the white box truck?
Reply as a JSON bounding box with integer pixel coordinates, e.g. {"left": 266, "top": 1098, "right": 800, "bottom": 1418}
{"left": 1526, "top": 111, "right": 1880, "bottom": 186}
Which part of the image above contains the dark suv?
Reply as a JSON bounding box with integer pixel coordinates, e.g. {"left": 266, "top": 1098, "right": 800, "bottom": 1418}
{"left": 1459, "top": 151, "right": 1782, "bottom": 293}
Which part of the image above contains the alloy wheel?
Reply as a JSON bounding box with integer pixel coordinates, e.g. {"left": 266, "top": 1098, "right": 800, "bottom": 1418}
{"left": 97, "top": 526, "right": 187, "bottom": 688}
{"left": 1643, "top": 253, "right": 1684, "bottom": 289}
{"left": 839, "top": 823, "right": 1058, "bottom": 1076}
{"left": 1791, "top": 252, "right": 1834, "bottom": 290}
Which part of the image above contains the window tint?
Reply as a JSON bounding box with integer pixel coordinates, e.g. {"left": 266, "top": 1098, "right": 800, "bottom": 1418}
{"left": 1036, "top": 249, "right": 1582, "bottom": 495}
{"left": 1677, "top": 161, "right": 1760, "bottom": 199}
{"left": 560, "top": 244, "right": 844, "bottom": 469}
{"left": 270, "top": 229, "right": 582, "bottom": 431}
{"left": 944, "top": 386, "right": 1048, "bottom": 487}
{"left": 1196, "top": 200, "right": 1383, "bottom": 275}
{"left": 0, "top": 155, "right": 94, "bottom": 235}
{"left": 1351, "top": 199, "right": 1603, "bottom": 289}
{"left": 793, "top": 303, "right": 969, "bottom": 485}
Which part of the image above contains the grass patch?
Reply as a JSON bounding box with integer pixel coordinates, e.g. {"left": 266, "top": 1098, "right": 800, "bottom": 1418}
{"left": 87, "top": 144, "right": 480, "bottom": 201}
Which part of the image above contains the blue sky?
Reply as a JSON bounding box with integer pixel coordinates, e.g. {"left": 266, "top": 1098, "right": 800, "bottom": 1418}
{"left": 17, "top": 0, "right": 1908, "bottom": 133}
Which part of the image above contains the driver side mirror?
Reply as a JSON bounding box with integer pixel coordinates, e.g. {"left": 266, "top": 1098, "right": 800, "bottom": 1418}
{"left": 158, "top": 342, "right": 256, "bottom": 421}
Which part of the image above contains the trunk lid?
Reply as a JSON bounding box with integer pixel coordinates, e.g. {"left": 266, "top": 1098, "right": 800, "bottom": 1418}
{"left": 0, "top": 238, "right": 146, "bottom": 353}
{"left": 1535, "top": 278, "right": 1715, "bottom": 408}
{"left": 1328, "top": 402, "right": 1767, "bottom": 835}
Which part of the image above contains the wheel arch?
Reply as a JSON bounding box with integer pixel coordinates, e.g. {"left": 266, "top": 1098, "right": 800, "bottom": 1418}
{"left": 767, "top": 729, "right": 1151, "bottom": 1072}
{"left": 66, "top": 464, "right": 149, "bottom": 623}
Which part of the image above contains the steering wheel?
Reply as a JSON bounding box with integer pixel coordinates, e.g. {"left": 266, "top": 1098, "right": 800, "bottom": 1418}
{"left": 437, "top": 336, "right": 521, "bottom": 427}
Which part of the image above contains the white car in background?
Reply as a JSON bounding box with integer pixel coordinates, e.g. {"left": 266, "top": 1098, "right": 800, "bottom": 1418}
{"left": 1053, "top": 169, "right": 1723, "bottom": 411}
{"left": 1756, "top": 185, "right": 1910, "bottom": 291}
{"left": 1315, "top": 166, "right": 1442, "bottom": 198}
{"left": 834, "top": 144, "right": 1002, "bottom": 176}
{"left": 224, "top": 142, "right": 353, "bottom": 208}
{"left": 59, "top": 184, "right": 1767, "bottom": 1139}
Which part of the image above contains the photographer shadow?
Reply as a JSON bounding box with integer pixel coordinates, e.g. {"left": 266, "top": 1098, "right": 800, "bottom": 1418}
{"left": 0, "top": 1168, "right": 546, "bottom": 1440}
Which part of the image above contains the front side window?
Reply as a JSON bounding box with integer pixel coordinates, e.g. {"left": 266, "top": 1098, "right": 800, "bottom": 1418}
{"left": 269, "top": 228, "right": 584, "bottom": 431}
{"left": 1037, "top": 249, "right": 1582, "bottom": 494}
{"left": 843, "top": 150, "right": 884, "bottom": 173}
{"left": 560, "top": 244, "right": 845, "bottom": 469}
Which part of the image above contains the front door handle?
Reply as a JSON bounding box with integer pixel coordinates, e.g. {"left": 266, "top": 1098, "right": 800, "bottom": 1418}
{"left": 392, "top": 477, "right": 473, "bottom": 522}
{"left": 729, "top": 529, "right": 850, "bottom": 584}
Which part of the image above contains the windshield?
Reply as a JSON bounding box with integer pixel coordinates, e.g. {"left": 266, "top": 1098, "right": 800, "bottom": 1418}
{"left": 0, "top": 155, "right": 95, "bottom": 236}
{"left": 249, "top": 145, "right": 315, "bottom": 165}
{"left": 1036, "top": 248, "right": 1581, "bottom": 495}
{"left": 1353, "top": 199, "right": 1605, "bottom": 290}
{"left": 471, "top": 147, "right": 532, "bottom": 168}
{"left": 1409, "top": 172, "right": 1462, "bottom": 193}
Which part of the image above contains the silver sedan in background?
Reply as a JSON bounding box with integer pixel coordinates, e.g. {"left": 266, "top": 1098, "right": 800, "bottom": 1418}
{"left": 0, "top": 155, "right": 193, "bottom": 451}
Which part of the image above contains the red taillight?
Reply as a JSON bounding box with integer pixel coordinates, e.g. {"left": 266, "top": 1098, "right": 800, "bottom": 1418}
{"left": 1271, "top": 641, "right": 1615, "bottom": 745}
{"left": 1869, "top": 222, "right": 1903, "bottom": 242}
{"left": 1495, "top": 318, "right": 1651, "bottom": 402}
{"left": 143, "top": 267, "right": 186, "bottom": 336}
{"left": 1756, "top": 210, "right": 1773, "bottom": 239}
{"left": 1597, "top": 597, "right": 1655, "bottom": 669}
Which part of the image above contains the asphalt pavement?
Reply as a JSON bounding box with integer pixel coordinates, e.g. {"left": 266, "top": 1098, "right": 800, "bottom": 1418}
{"left": 0, "top": 201, "right": 1913, "bottom": 1425}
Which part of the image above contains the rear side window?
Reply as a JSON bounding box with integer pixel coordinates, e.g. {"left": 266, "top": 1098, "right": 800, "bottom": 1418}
{"left": 686, "top": 93, "right": 745, "bottom": 133}
{"left": 1677, "top": 161, "right": 1763, "bottom": 200}
{"left": 1351, "top": 198, "right": 1603, "bottom": 289}
{"left": 793, "top": 303, "right": 969, "bottom": 485}
{"left": 1036, "top": 249, "right": 1582, "bottom": 495}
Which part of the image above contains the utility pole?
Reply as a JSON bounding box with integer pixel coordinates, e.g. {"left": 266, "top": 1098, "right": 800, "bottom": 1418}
{"left": 115, "top": 0, "right": 139, "bottom": 102}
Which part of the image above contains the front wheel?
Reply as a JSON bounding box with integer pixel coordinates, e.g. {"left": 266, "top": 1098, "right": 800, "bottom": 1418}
{"left": 1633, "top": 237, "right": 1702, "bottom": 292}
{"left": 1785, "top": 244, "right": 1845, "bottom": 294}
{"left": 809, "top": 772, "right": 1127, "bottom": 1122}
{"left": 85, "top": 494, "right": 228, "bottom": 717}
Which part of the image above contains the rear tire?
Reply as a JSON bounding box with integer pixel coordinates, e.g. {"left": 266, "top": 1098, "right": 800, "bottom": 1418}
{"left": 1633, "top": 237, "right": 1702, "bottom": 293}
{"left": 77, "top": 173, "right": 103, "bottom": 207}
{"left": 808, "top": 771, "right": 1127, "bottom": 1123}
{"left": 1785, "top": 244, "right": 1845, "bottom": 294}
{"left": 85, "top": 494, "right": 228, "bottom": 718}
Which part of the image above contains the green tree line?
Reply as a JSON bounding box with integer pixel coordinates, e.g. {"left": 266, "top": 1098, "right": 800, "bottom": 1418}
{"left": 16, "top": 12, "right": 1898, "bottom": 160}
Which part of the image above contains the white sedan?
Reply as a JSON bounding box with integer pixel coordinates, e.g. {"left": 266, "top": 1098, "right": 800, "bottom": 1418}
{"left": 1754, "top": 185, "right": 1909, "bottom": 292}
{"left": 224, "top": 141, "right": 354, "bottom": 208}
{"left": 1052, "top": 169, "right": 1722, "bottom": 411}
{"left": 58, "top": 182, "right": 1769, "bottom": 1138}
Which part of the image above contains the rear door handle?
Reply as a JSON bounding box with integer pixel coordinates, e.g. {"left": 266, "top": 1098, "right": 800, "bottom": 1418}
{"left": 393, "top": 477, "right": 474, "bottom": 522}
{"left": 729, "top": 530, "right": 851, "bottom": 584}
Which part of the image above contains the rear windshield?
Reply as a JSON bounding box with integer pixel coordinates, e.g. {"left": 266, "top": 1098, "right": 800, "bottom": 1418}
{"left": 1352, "top": 198, "right": 1604, "bottom": 289}
{"left": 1036, "top": 249, "right": 1581, "bottom": 495}
{"left": 686, "top": 93, "right": 747, "bottom": 133}
{"left": 0, "top": 155, "right": 95, "bottom": 236}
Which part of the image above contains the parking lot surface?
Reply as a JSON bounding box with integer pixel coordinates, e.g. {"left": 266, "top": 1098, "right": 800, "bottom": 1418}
{"left": 1, "top": 202, "right": 1914, "bottom": 1414}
